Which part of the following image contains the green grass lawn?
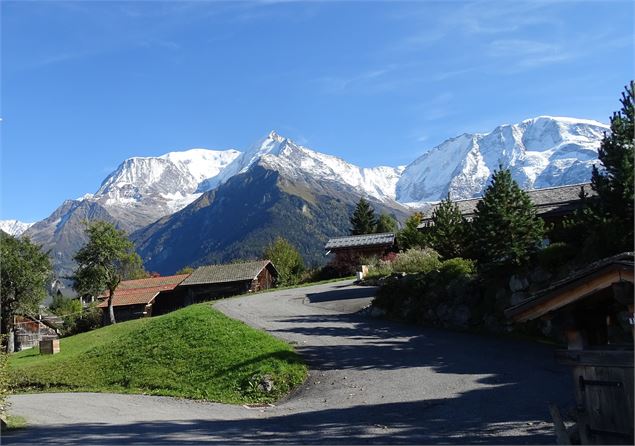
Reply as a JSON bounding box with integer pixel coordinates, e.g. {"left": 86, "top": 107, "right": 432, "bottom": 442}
{"left": 8, "top": 303, "right": 307, "bottom": 403}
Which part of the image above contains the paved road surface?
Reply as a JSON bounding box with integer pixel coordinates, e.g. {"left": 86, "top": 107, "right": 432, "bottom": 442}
{"left": 5, "top": 280, "right": 572, "bottom": 444}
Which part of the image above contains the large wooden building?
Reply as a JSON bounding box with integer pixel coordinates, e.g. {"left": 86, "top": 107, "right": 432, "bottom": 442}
{"left": 171, "top": 260, "right": 278, "bottom": 308}
{"left": 418, "top": 183, "right": 596, "bottom": 230}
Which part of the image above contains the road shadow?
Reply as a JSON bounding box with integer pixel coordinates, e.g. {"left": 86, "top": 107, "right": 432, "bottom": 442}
{"left": 305, "top": 286, "right": 378, "bottom": 303}
{"left": 267, "top": 311, "right": 573, "bottom": 437}
{"left": 3, "top": 397, "right": 558, "bottom": 445}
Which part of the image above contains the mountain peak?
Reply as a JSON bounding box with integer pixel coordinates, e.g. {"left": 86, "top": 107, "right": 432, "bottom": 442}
{"left": 267, "top": 130, "right": 284, "bottom": 141}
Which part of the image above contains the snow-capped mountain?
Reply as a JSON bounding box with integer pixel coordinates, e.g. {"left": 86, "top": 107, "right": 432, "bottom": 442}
{"left": 93, "top": 148, "right": 240, "bottom": 226}
{"left": 214, "top": 131, "right": 404, "bottom": 202}
{"left": 20, "top": 116, "right": 607, "bottom": 276}
{"left": 0, "top": 219, "right": 34, "bottom": 237}
{"left": 396, "top": 116, "right": 608, "bottom": 204}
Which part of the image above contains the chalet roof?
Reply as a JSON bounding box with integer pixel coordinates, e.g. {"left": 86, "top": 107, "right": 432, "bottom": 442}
{"left": 325, "top": 232, "right": 395, "bottom": 250}
{"left": 505, "top": 252, "right": 634, "bottom": 322}
{"left": 180, "top": 260, "right": 277, "bottom": 287}
{"left": 98, "top": 274, "right": 189, "bottom": 308}
{"left": 418, "top": 183, "right": 596, "bottom": 228}
{"left": 116, "top": 275, "right": 190, "bottom": 291}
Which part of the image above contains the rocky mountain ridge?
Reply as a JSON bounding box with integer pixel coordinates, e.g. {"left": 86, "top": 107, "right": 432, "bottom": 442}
{"left": 18, "top": 115, "right": 607, "bottom": 276}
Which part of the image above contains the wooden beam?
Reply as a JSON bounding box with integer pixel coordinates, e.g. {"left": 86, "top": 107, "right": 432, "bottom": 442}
{"left": 510, "top": 270, "right": 631, "bottom": 322}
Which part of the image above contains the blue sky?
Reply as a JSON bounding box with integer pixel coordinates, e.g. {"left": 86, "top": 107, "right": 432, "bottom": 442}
{"left": 1, "top": 0, "right": 633, "bottom": 222}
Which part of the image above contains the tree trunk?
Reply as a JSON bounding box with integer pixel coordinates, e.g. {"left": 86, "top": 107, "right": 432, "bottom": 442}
{"left": 108, "top": 290, "right": 116, "bottom": 325}
{"left": 6, "top": 329, "right": 15, "bottom": 353}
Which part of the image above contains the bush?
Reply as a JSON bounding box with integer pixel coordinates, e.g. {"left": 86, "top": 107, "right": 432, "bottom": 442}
{"left": 536, "top": 242, "right": 577, "bottom": 272}
{"left": 49, "top": 293, "right": 82, "bottom": 317}
{"left": 439, "top": 257, "right": 476, "bottom": 281}
{"left": 373, "top": 256, "right": 478, "bottom": 325}
{"left": 392, "top": 248, "right": 441, "bottom": 274}
{"left": 0, "top": 337, "right": 8, "bottom": 421}
{"left": 61, "top": 304, "right": 102, "bottom": 337}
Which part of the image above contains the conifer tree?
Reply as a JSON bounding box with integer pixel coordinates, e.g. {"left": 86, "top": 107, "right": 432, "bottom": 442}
{"left": 350, "top": 198, "right": 377, "bottom": 235}
{"left": 586, "top": 81, "right": 634, "bottom": 253}
{"left": 430, "top": 194, "right": 467, "bottom": 259}
{"left": 375, "top": 213, "right": 398, "bottom": 233}
{"left": 397, "top": 212, "right": 428, "bottom": 250}
{"left": 470, "top": 167, "right": 544, "bottom": 267}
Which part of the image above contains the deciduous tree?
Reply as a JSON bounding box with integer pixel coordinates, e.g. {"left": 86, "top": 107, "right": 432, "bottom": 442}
{"left": 0, "top": 233, "right": 52, "bottom": 352}
{"left": 263, "top": 237, "right": 305, "bottom": 286}
{"left": 73, "top": 221, "right": 145, "bottom": 325}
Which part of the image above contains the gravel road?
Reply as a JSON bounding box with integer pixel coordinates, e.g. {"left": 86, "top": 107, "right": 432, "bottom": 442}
{"left": 5, "top": 279, "right": 572, "bottom": 444}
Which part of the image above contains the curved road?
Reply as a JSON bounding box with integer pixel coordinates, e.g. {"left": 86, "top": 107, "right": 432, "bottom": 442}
{"left": 6, "top": 280, "right": 572, "bottom": 444}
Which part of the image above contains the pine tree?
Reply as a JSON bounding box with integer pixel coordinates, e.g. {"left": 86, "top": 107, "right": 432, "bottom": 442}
{"left": 586, "top": 81, "right": 634, "bottom": 253}
{"left": 397, "top": 212, "right": 428, "bottom": 250}
{"left": 430, "top": 194, "right": 467, "bottom": 259}
{"left": 350, "top": 198, "right": 377, "bottom": 235}
{"left": 375, "top": 213, "right": 398, "bottom": 233}
{"left": 470, "top": 167, "right": 544, "bottom": 267}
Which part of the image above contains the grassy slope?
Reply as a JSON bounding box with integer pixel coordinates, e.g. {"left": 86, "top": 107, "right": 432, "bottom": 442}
{"left": 8, "top": 303, "right": 307, "bottom": 403}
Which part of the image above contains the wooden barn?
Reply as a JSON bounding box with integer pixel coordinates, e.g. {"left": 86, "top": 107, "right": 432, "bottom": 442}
{"left": 168, "top": 260, "right": 278, "bottom": 307}
{"left": 97, "top": 274, "right": 189, "bottom": 323}
{"left": 418, "top": 183, "right": 596, "bottom": 230}
{"left": 505, "top": 252, "right": 634, "bottom": 445}
{"left": 325, "top": 232, "right": 396, "bottom": 262}
{"left": 13, "top": 315, "right": 60, "bottom": 351}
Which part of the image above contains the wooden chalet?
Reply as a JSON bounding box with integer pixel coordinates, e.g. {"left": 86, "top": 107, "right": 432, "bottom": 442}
{"left": 505, "top": 252, "right": 634, "bottom": 445}
{"left": 418, "top": 183, "right": 596, "bottom": 230}
{"left": 97, "top": 274, "right": 189, "bottom": 323}
{"left": 172, "top": 260, "right": 278, "bottom": 307}
{"left": 325, "top": 232, "right": 396, "bottom": 262}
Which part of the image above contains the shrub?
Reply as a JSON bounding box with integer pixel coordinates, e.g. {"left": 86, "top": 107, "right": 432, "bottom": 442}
{"left": 61, "top": 304, "right": 102, "bottom": 337}
{"left": 0, "top": 337, "right": 8, "bottom": 422}
{"left": 373, "top": 256, "right": 478, "bottom": 325}
{"left": 49, "top": 293, "right": 82, "bottom": 317}
{"left": 536, "top": 242, "right": 577, "bottom": 272}
{"left": 392, "top": 248, "right": 441, "bottom": 274}
{"left": 439, "top": 257, "right": 476, "bottom": 281}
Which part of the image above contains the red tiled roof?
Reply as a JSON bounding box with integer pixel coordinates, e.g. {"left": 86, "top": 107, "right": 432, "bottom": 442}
{"left": 98, "top": 274, "right": 189, "bottom": 308}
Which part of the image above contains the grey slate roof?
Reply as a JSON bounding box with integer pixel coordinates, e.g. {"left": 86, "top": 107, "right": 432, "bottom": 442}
{"left": 418, "top": 183, "right": 596, "bottom": 228}
{"left": 180, "top": 260, "right": 277, "bottom": 286}
{"left": 325, "top": 232, "right": 395, "bottom": 250}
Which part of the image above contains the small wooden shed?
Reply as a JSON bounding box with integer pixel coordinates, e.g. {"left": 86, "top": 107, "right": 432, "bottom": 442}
{"left": 13, "top": 315, "right": 59, "bottom": 351}
{"left": 505, "top": 252, "right": 634, "bottom": 445}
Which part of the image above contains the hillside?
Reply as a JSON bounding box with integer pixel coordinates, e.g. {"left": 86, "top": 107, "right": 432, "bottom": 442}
{"left": 133, "top": 164, "right": 411, "bottom": 274}
{"left": 9, "top": 303, "right": 307, "bottom": 403}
